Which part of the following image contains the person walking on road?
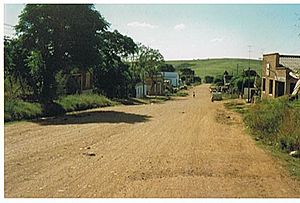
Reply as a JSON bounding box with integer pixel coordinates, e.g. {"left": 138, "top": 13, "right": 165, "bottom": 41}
{"left": 193, "top": 91, "right": 195, "bottom": 98}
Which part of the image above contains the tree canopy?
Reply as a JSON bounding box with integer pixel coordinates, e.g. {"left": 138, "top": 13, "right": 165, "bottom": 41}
{"left": 5, "top": 4, "right": 166, "bottom": 101}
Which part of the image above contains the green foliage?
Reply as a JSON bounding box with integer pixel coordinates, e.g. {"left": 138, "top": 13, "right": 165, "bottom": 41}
{"left": 245, "top": 97, "right": 288, "bottom": 136}
{"left": 213, "top": 75, "right": 224, "bottom": 86}
{"left": 180, "top": 67, "right": 194, "bottom": 75}
{"left": 168, "top": 58, "right": 262, "bottom": 79}
{"left": 244, "top": 97, "right": 300, "bottom": 151}
{"left": 175, "top": 91, "right": 189, "bottom": 97}
{"left": 4, "top": 99, "right": 42, "bottom": 121}
{"left": 15, "top": 4, "right": 109, "bottom": 102}
{"left": 177, "top": 62, "right": 196, "bottom": 69}
{"left": 194, "top": 76, "right": 201, "bottom": 83}
{"left": 204, "top": 75, "right": 214, "bottom": 83}
{"left": 134, "top": 44, "right": 164, "bottom": 96}
{"left": 225, "top": 99, "right": 300, "bottom": 179}
{"left": 57, "top": 93, "right": 114, "bottom": 112}
{"left": 159, "top": 64, "right": 175, "bottom": 72}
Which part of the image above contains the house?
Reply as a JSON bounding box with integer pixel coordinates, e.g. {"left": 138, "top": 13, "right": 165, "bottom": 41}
{"left": 145, "top": 73, "right": 165, "bottom": 96}
{"left": 261, "top": 53, "right": 300, "bottom": 99}
{"left": 67, "top": 70, "right": 93, "bottom": 94}
{"left": 135, "top": 82, "right": 147, "bottom": 98}
{"left": 161, "top": 72, "right": 180, "bottom": 87}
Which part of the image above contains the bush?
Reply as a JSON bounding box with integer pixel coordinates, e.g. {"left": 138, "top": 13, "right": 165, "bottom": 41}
{"left": 244, "top": 97, "right": 287, "bottom": 136}
{"left": 57, "top": 93, "right": 114, "bottom": 112}
{"left": 175, "top": 91, "right": 189, "bottom": 97}
{"left": 204, "top": 75, "right": 214, "bottom": 83}
{"left": 213, "top": 75, "right": 223, "bottom": 85}
{"left": 4, "top": 99, "right": 42, "bottom": 121}
{"left": 244, "top": 96, "right": 300, "bottom": 152}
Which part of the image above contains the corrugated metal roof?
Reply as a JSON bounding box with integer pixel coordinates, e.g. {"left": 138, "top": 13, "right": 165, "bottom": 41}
{"left": 279, "top": 55, "right": 300, "bottom": 72}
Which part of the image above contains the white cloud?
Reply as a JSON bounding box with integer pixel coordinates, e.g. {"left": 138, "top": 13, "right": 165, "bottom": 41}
{"left": 127, "top": 21, "right": 158, "bottom": 29}
{"left": 174, "top": 23, "right": 185, "bottom": 31}
{"left": 210, "top": 37, "right": 224, "bottom": 43}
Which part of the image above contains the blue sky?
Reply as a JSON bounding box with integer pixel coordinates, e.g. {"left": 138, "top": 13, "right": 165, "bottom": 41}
{"left": 4, "top": 4, "right": 300, "bottom": 60}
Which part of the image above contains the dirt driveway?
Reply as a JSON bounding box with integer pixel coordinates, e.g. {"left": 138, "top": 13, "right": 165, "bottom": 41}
{"left": 4, "top": 84, "right": 300, "bottom": 197}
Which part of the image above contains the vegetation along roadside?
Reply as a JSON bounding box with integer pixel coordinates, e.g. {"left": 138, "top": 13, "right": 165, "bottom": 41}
{"left": 224, "top": 97, "right": 300, "bottom": 180}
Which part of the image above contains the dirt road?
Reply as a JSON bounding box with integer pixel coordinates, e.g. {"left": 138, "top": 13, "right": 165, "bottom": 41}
{"left": 4, "top": 84, "right": 300, "bottom": 197}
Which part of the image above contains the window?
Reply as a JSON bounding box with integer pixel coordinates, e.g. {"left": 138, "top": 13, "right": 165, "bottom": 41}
{"left": 262, "top": 78, "right": 266, "bottom": 91}
{"left": 266, "top": 63, "right": 270, "bottom": 76}
{"left": 269, "top": 79, "right": 273, "bottom": 95}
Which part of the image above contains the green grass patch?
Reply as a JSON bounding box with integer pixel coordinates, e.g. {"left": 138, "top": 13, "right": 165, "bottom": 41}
{"left": 4, "top": 99, "right": 42, "bottom": 122}
{"left": 167, "top": 58, "right": 262, "bottom": 78}
{"left": 57, "top": 93, "right": 115, "bottom": 112}
{"left": 222, "top": 93, "right": 239, "bottom": 101}
{"left": 174, "top": 91, "right": 189, "bottom": 97}
{"left": 224, "top": 100, "right": 249, "bottom": 114}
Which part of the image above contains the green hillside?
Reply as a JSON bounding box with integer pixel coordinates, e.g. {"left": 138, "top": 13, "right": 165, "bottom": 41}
{"left": 167, "top": 58, "right": 262, "bottom": 78}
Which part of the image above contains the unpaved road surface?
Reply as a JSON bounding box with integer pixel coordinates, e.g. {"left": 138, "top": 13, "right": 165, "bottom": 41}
{"left": 5, "top": 84, "right": 300, "bottom": 197}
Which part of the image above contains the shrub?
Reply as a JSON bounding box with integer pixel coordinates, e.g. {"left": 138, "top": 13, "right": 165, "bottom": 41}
{"left": 204, "top": 75, "right": 214, "bottom": 83}
{"left": 4, "top": 99, "right": 42, "bottom": 121}
{"left": 57, "top": 93, "right": 114, "bottom": 112}
{"left": 176, "top": 91, "right": 189, "bottom": 97}
{"left": 244, "top": 96, "right": 300, "bottom": 152}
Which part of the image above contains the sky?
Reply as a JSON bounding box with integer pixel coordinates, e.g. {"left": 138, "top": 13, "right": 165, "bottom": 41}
{"left": 4, "top": 4, "right": 300, "bottom": 60}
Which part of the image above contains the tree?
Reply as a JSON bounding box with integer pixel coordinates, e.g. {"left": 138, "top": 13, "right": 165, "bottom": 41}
{"left": 93, "top": 30, "right": 137, "bottom": 98}
{"left": 204, "top": 75, "right": 214, "bottom": 83}
{"left": 16, "top": 4, "right": 109, "bottom": 103}
{"left": 137, "top": 45, "right": 164, "bottom": 96}
{"left": 159, "top": 64, "right": 175, "bottom": 72}
{"left": 4, "top": 37, "right": 31, "bottom": 98}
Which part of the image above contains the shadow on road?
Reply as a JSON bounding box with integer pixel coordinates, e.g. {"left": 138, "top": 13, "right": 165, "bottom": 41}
{"left": 35, "top": 110, "right": 152, "bottom": 125}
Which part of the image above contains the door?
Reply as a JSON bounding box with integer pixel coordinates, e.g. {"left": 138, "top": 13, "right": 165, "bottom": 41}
{"left": 275, "top": 81, "right": 285, "bottom": 97}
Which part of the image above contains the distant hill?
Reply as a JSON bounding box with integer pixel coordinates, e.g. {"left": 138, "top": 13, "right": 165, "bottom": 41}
{"left": 167, "top": 58, "right": 262, "bottom": 78}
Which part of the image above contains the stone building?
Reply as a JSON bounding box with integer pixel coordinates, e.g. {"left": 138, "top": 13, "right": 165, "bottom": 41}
{"left": 261, "top": 53, "right": 300, "bottom": 99}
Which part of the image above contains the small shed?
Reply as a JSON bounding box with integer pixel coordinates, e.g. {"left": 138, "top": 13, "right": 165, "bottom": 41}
{"left": 135, "top": 83, "right": 147, "bottom": 98}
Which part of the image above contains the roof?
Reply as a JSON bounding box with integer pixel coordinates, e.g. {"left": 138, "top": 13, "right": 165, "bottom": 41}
{"left": 161, "top": 72, "right": 179, "bottom": 78}
{"left": 279, "top": 55, "right": 300, "bottom": 72}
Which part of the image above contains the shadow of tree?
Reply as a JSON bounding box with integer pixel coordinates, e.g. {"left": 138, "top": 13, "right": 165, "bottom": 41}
{"left": 35, "top": 110, "right": 152, "bottom": 125}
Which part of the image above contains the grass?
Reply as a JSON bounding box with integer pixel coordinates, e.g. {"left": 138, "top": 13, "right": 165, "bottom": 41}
{"left": 175, "top": 91, "right": 189, "bottom": 97}
{"left": 222, "top": 93, "right": 239, "bottom": 101}
{"left": 5, "top": 93, "right": 116, "bottom": 122}
{"left": 224, "top": 98, "right": 300, "bottom": 180}
{"left": 167, "top": 58, "right": 262, "bottom": 78}
{"left": 4, "top": 99, "right": 42, "bottom": 122}
{"left": 57, "top": 93, "right": 116, "bottom": 112}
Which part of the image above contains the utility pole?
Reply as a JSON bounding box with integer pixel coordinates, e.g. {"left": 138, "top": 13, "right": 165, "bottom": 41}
{"left": 247, "top": 45, "right": 252, "bottom": 103}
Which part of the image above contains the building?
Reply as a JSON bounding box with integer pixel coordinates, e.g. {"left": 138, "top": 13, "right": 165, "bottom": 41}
{"left": 161, "top": 72, "right": 180, "bottom": 87}
{"left": 145, "top": 73, "right": 165, "bottom": 96}
{"left": 67, "top": 70, "right": 93, "bottom": 94}
{"left": 261, "top": 53, "right": 300, "bottom": 99}
{"left": 135, "top": 83, "right": 147, "bottom": 98}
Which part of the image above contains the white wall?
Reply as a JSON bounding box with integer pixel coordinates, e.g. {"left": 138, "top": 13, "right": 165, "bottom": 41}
{"left": 135, "top": 84, "right": 147, "bottom": 98}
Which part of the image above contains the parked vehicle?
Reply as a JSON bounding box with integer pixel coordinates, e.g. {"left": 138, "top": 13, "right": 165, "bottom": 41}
{"left": 211, "top": 91, "right": 222, "bottom": 102}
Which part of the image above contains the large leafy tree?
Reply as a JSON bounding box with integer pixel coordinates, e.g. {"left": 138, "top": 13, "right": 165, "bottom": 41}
{"left": 4, "top": 37, "right": 32, "bottom": 97}
{"left": 137, "top": 45, "right": 164, "bottom": 96}
{"left": 16, "top": 4, "right": 109, "bottom": 103}
{"left": 93, "top": 30, "right": 137, "bottom": 98}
